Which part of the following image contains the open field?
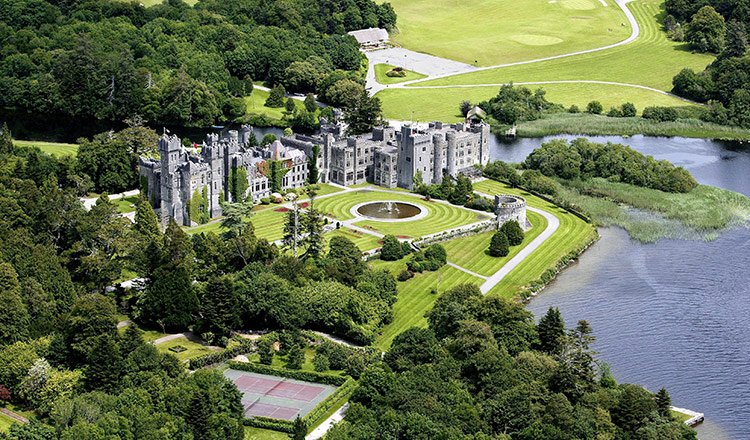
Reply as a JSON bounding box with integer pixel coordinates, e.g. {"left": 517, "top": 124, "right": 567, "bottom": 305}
{"left": 372, "top": 260, "right": 483, "bottom": 349}
{"left": 374, "top": 64, "right": 427, "bottom": 85}
{"left": 443, "top": 210, "right": 547, "bottom": 276}
{"left": 388, "top": 0, "right": 629, "bottom": 66}
{"left": 13, "top": 140, "right": 78, "bottom": 157}
{"left": 378, "top": 83, "right": 692, "bottom": 122}
{"left": 154, "top": 336, "right": 218, "bottom": 362}
{"left": 473, "top": 180, "right": 598, "bottom": 298}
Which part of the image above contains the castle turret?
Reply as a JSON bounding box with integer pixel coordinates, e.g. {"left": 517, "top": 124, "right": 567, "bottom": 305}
{"left": 159, "top": 134, "right": 185, "bottom": 225}
{"left": 446, "top": 131, "right": 457, "bottom": 177}
{"left": 432, "top": 133, "right": 445, "bottom": 184}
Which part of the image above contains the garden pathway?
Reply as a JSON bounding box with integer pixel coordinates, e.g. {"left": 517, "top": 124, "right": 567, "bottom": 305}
{"left": 306, "top": 403, "right": 349, "bottom": 440}
{"left": 447, "top": 262, "right": 488, "bottom": 280}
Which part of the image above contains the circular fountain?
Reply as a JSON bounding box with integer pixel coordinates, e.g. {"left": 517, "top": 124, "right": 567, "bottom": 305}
{"left": 352, "top": 201, "right": 426, "bottom": 221}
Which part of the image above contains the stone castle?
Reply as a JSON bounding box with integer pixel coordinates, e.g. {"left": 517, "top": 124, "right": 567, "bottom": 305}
{"left": 140, "top": 120, "right": 490, "bottom": 226}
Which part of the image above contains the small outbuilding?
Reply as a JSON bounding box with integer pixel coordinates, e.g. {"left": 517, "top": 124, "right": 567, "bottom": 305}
{"left": 347, "top": 27, "right": 390, "bottom": 49}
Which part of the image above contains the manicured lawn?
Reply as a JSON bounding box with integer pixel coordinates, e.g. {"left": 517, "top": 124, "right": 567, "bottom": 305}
{"left": 309, "top": 183, "right": 345, "bottom": 198}
{"left": 187, "top": 208, "right": 287, "bottom": 242}
{"left": 378, "top": 83, "right": 695, "bottom": 122}
{"left": 415, "top": 0, "right": 713, "bottom": 90}
{"left": 115, "top": 195, "right": 140, "bottom": 214}
{"left": 154, "top": 336, "right": 218, "bottom": 362}
{"left": 244, "top": 427, "right": 289, "bottom": 440}
{"left": 374, "top": 64, "right": 427, "bottom": 85}
{"left": 670, "top": 409, "right": 692, "bottom": 423}
{"left": 13, "top": 140, "right": 78, "bottom": 157}
{"left": 443, "top": 210, "right": 547, "bottom": 277}
{"left": 0, "top": 414, "right": 15, "bottom": 433}
{"left": 244, "top": 88, "right": 307, "bottom": 121}
{"left": 372, "top": 259, "right": 483, "bottom": 349}
{"left": 325, "top": 227, "right": 382, "bottom": 252}
{"left": 380, "top": 0, "right": 714, "bottom": 120}
{"left": 314, "top": 190, "right": 490, "bottom": 239}
{"left": 473, "top": 179, "right": 598, "bottom": 298}
{"left": 388, "top": 0, "right": 629, "bottom": 66}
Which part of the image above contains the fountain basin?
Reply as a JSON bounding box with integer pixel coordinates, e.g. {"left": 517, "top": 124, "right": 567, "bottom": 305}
{"left": 351, "top": 201, "right": 427, "bottom": 222}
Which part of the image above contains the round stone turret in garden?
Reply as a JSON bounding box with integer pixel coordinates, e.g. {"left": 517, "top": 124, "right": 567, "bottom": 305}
{"left": 494, "top": 194, "right": 529, "bottom": 230}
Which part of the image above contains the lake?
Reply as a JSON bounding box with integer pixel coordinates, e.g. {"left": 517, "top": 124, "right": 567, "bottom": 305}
{"left": 492, "top": 134, "right": 750, "bottom": 440}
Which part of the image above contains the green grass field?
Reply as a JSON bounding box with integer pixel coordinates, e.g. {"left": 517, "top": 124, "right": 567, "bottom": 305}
{"left": 154, "top": 336, "right": 218, "bottom": 362}
{"left": 372, "top": 259, "right": 483, "bottom": 349}
{"left": 187, "top": 207, "right": 288, "bottom": 241}
{"left": 0, "top": 414, "right": 15, "bottom": 433}
{"left": 374, "top": 64, "right": 427, "bottom": 85}
{"left": 443, "top": 210, "right": 547, "bottom": 276}
{"left": 388, "top": 0, "right": 629, "bottom": 66}
{"left": 244, "top": 427, "right": 289, "bottom": 440}
{"left": 13, "top": 140, "right": 79, "bottom": 157}
{"left": 115, "top": 196, "right": 140, "bottom": 214}
{"left": 378, "top": 83, "right": 693, "bottom": 122}
{"left": 379, "top": 0, "right": 715, "bottom": 121}
{"left": 245, "top": 88, "right": 306, "bottom": 121}
{"left": 473, "top": 179, "right": 598, "bottom": 298}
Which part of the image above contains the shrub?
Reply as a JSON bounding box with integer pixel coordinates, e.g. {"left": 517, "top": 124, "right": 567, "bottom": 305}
{"left": 488, "top": 231, "right": 509, "bottom": 257}
{"left": 313, "top": 352, "right": 330, "bottom": 372}
{"left": 188, "top": 339, "right": 255, "bottom": 369}
{"left": 381, "top": 235, "right": 407, "bottom": 261}
{"left": 385, "top": 69, "right": 407, "bottom": 78}
{"left": 568, "top": 104, "right": 580, "bottom": 113}
{"left": 621, "top": 102, "right": 637, "bottom": 117}
{"left": 286, "top": 344, "right": 304, "bottom": 370}
{"left": 397, "top": 270, "right": 413, "bottom": 282}
{"left": 606, "top": 107, "right": 623, "bottom": 117}
{"left": 407, "top": 244, "right": 446, "bottom": 273}
{"left": 586, "top": 101, "right": 603, "bottom": 114}
{"left": 642, "top": 106, "right": 679, "bottom": 122}
{"left": 257, "top": 338, "right": 274, "bottom": 365}
{"left": 500, "top": 220, "right": 525, "bottom": 246}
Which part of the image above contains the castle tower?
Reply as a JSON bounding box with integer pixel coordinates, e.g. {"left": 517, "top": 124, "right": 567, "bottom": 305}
{"left": 397, "top": 125, "right": 416, "bottom": 189}
{"left": 159, "top": 134, "right": 185, "bottom": 225}
{"left": 432, "top": 133, "right": 445, "bottom": 184}
{"left": 446, "top": 131, "right": 457, "bottom": 177}
{"left": 202, "top": 142, "right": 224, "bottom": 218}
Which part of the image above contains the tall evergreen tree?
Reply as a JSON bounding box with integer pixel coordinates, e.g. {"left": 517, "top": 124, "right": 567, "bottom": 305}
{"left": 291, "top": 416, "right": 307, "bottom": 440}
{"left": 303, "top": 197, "right": 325, "bottom": 260}
{"left": 655, "top": 387, "right": 672, "bottom": 419}
{"left": 0, "top": 263, "right": 30, "bottom": 346}
{"left": 537, "top": 307, "right": 565, "bottom": 355}
{"left": 488, "top": 231, "right": 509, "bottom": 257}
{"left": 308, "top": 144, "right": 320, "bottom": 184}
{"left": 198, "top": 276, "right": 240, "bottom": 338}
{"left": 282, "top": 202, "right": 302, "bottom": 257}
{"left": 85, "top": 334, "right": 123, "bottom": 391}
{"left": 0, "top": 123, "right": 13, "bottom": 155}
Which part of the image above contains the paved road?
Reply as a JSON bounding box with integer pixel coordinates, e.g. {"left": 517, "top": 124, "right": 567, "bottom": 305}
{"left": 478, "top": 204, "right": 560, "bottom": 294}
{"left": 306, "top": 403, "right": 349, "bottom": 440}
{"left": 365, "top": 48, "right": 477, "bottom": 94}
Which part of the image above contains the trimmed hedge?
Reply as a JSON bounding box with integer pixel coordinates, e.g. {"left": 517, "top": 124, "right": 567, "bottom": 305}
{"left": 243, "top": 416, "right": 294, "bottom": 433}
{"left": 302, "top": 378, "right": 356, "bottom": 426}
{"left": 188, "top": 339, "right": 255, "bottom": 370}
{"left": 226, "top": 361, "right": 348, "bottom": 386}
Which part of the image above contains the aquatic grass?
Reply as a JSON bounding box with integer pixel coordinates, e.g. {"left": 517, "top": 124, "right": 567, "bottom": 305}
{"left": 558, "top": 178, "right": 750, "bottom": 242}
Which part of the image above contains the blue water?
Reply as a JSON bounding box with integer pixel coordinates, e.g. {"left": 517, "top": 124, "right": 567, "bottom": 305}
{"left": 492, "top": 135, "right": 750, "bottom": 439}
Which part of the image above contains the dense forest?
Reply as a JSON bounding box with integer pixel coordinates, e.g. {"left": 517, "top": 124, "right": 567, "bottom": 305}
{"left": 326, "top": 285, "right": 696, "bottom": 439}
{"left": 0, "top": 0, "right": 396, "bottom": 127}
{"left": 666, "top": 0, "right": 750, "bottom": 127}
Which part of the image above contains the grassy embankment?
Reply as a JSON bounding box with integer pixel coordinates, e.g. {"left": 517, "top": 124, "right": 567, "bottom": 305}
{"left": 387, "top": 0, "right": 629, "bottom": 66}
{"left": 473, "top": 179, "right": 598, "bottom": 298}
{"left": 13, "top": 140, "right": 79, "bottom": 157}
{"left": 373, "top": 181, "right": 596, "bottom": 349}
{"left": 515, "top": 112, "right": 750, "bottom": 140}
{"left": 314, "top": 190, "right": 491, "bottom": 238}
{"left": 244, "top": 87, "right": 310, "bottom": 127}
{"left": 379, "top": 0, "right": 717, "bottom": 131}
{"left": 374, "top": 64, "right": 426, "bottom": 85}
{"left": 555, "top": 178, "right": 750, "bottom": 242}
{"left": 442, "top": 210, "right": 546, "bottom": 276}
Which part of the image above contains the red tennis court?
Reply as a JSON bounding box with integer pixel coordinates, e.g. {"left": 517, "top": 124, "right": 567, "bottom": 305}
{"left": 224, "top": 369, "right": 338, "bottom": 421}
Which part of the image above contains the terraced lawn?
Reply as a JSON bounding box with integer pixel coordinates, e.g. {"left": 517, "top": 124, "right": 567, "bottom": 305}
{"left": 245, "top": 88, "right": 307, "bottom": 120}
{"left": 14, "top": 140, "right": 79, "bottom": 157}
{"left": 443, "top": 210, "right": 547, "bottom": 277}
{"left": 473, "top": 179, "right": 598, "bottom": 298}
{"left": 325, "top": 227, "right": 382, "bottom": 252}
{"left": 378, "top": 82, "right": 694, "bottom": 122}
{"left": 371, "top": 258, "right": 483, "bottom": 349}
{"left": 388, "top": 0, "right": 629, "bottom": 66}
{"left": 374, "top": 64, "right": 427, "bottom": 85}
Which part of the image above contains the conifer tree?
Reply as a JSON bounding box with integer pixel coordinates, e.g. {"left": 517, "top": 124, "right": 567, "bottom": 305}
{"left": 0, "top": 123, "right": 13, "bottom": 155}
{"left": 286, "top": 344, "right": 304, "bottom": 370}
{"left": 537, "top": 307, "right": 565, "bottom": 355}
{"left": 499, "top": 220, "right": 524, "bottom": 246}
{"left": 198, "top": 276, "right": 240, "bottom": 338}
{"left": 0, "top": 263, "right": 30, "bottom": 346}
{"left": 488, "top": 231, "right": 509, "bottom": 257}
{"left": 85, "top": 335, "right": 123, "bottom": 391}
{"left": 303, "top": 199, "right": 325, "bottom": 260}
{"left": 291, "top": 416, "right": 307, "bottom": 440}
{"left": 307, "top": 144, "right": 320, "bottom": 184}
{"left": 257, "top": 338, "right": 274, "bottom": 365}
{"left": 655, "top": 387, "right": 672, "bottom": 419}
{"left": 282, "top": 202, "right": 302, "bottom": 257}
